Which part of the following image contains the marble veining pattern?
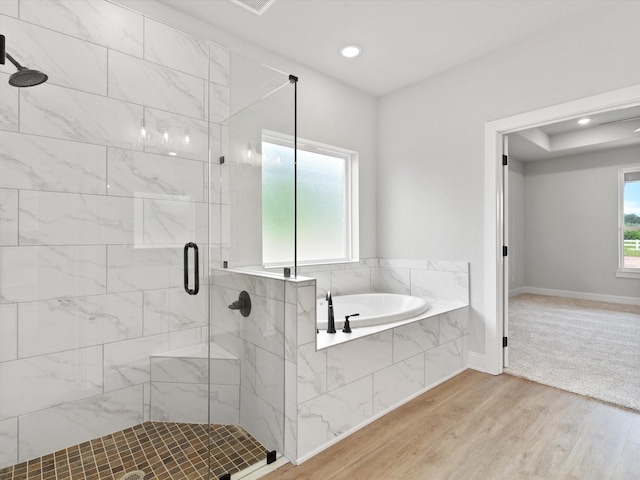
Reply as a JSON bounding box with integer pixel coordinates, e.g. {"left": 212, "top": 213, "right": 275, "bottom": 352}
{"left": 210, "top": 45, "right": 231, "bottom": 87}
{"left": 240, "top": 389, "right": 284, "bottom": 454}
{"left": 20, "top": 83, "right": 143, "bottom": 150}
{"left": 373, "top": 354, "right": 425, "bottom": 415}
{"left": 255, "top": 348, "right": 285, "bottom": 412}
{"left": 209, "top": 83, "right": 231, "bottom": 124}
{"left": 143, "top": 287, "right": 208, "bottom": 335}
{"left": 0, "top": 305, "right": 17, "bottom": 362}
{"left": 144, "top": 18, "right": 209, "bottom": 79}
{"left": 150, "top": 355, "right": 239, "bottom": 386}
{"left": 103, "top": 334, "right": 169, "bottom": 392}
{"left": 297, "top": 343, "right": 327, "bottom": 403}
{"left": 142, "top": 199, "right": 208, "bottom": 245}
{"left": 106, "top": 148, "right": 204, "bottom": 202}
{"left": 326, "top": 331, "right": 393, "bottom": 391}
{"left": 0, "top": 190, "right": 18, "bottom": 246}
{"left": 0, "top": 346, "right": 103, "bottom": 420}
{"left": 411, "top": 269, "right": 470, "bottom": 304}
{"left": 106, "top": 245, "right": 192, "bottom": 294}
{"left": 298, "top": 376, "right": 373, "bottom": 457}
{"left": 439, "top": 309, "right": 470, "bottom": 344}
{"left": 373, "top": 267, "right": 411, "bottom": 295}
{"left": 297, "top": 285, "right": 317, "bottom": 345}
{"left": 17, "top": 293, "right": 143, "bottom": 358}
{"left": 424, "top": 338, "right": 464, "bottom": 387}
{"left": 18, "top": 190, "right": 141, "bottom": 246}
{"left": 392, "top": 317, "right": 439, "bottom": 363}
{"left": 143, "top": 107, "right": 209, "bottom": 161}
{"left": 20, "top": 0, "right": 144, "bottom": 57}
{"left": 0, "top": 74, "right": 18, "bottom": 132}
{"left": 0, "top": 131, "right": 107, "bottom": 195}
{"left": 108, "top": 51, "right": 205, "bottom": 120}
{"left": 330, "top": 267, "right": 372, "bottom": 296}
{"left": 18, "top": 385, "right": 144, "bottom": 462}
{"left": 150, "top": 382, "right": 238, "bottom": 424}
{"left": 0, "top": 245, "right": 106, "bottom": 303}
{"left": 0, "top": 15, "right": 107, "bottom": 95}
{"left": 0, "top": 418, "right": 18, "bottom": 470}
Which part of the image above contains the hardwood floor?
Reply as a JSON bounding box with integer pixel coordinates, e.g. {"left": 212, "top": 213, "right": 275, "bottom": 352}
{"left": 262, "top": 370, "right": 640, "bottom": 480}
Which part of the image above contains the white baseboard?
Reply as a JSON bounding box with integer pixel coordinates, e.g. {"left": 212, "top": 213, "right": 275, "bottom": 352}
{"left": 294, "top": 366, "right": 467, "bottom": 465}
{"left": 509, "top": 287, "right": 526, "bottom": 297}
{"left": 467, "top": 351, "right": 486, "bottom": 372}
{"left": 520, "top": 286, "right": 640, "bottom": 306}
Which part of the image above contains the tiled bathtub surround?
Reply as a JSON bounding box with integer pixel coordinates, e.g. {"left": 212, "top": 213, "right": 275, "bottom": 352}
{"left": 0, "top": 0, "right": 233, "bottom": 469}
{"left": 287, "top": 259, "right": 470, "bottom": 463}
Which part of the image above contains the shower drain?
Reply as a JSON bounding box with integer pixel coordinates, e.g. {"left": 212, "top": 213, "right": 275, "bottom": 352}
{"left": 119, "top": 471, "right": 146, "bottom": 480}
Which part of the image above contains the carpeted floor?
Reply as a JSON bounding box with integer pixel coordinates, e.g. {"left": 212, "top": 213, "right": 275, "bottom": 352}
{"left": 507, "top": 293, "right": 640, "bottom": 411}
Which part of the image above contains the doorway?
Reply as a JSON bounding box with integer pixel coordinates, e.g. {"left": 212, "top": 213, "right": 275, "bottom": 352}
{"left": 504, "top": 121, "right": 640, "bottom": 409}
{"left": 484, "top": 84, "right": 640, "bottom": 377}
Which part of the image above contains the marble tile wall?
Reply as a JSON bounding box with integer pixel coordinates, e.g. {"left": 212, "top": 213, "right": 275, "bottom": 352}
{"left": 289, "top": 259, "right": 470, "bottom": 463}
{"left": 210, "top": 269, "right": 300, "bottom": 457}
{"left": 0, "top": 0, "right": 232, "bottom": 468}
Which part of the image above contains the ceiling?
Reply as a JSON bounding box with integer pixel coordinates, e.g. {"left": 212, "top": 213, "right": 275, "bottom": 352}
{"left": 157, "top": 0, "right": 611, "bottom": 97}
{"left": 509, "top": 105, "right": 640, "bottom": 162}
{"left": 156, "top": 0, "right": 636, "bottom": 161}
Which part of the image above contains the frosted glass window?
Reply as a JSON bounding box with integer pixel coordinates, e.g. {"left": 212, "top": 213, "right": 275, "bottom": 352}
{"left": 262, "top": 136, "right": 355, "bottom": 265}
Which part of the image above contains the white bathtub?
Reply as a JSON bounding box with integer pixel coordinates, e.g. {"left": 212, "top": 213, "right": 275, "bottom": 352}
{"left": 316, "top": 293, "right": 429, "bottom": 330}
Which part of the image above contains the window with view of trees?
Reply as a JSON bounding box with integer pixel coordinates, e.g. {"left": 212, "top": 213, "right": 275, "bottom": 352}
{"left": 621, "top": 167, "right": 640, "bottom": 270}
{"left": 262, "top": 132, "right": 358, "bottom": 266}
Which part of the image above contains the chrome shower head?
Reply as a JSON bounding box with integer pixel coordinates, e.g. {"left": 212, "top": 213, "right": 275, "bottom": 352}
{"left": 5, "top": 52, "right": 48, "bottom": 87}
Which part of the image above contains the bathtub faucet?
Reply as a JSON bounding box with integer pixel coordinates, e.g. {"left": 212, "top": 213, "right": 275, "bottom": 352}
{"left": 326, "top": 291, "right": 336, "bottom": 334}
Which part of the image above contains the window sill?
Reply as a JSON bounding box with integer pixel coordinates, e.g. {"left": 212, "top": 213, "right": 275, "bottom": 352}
{"left": 616, "top": 269, "right": 640, "bottom": 279}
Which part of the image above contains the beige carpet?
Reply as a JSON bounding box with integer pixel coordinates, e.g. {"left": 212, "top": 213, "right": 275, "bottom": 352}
{"left": 507, "top": 293, "right": 640, "bottom": 411}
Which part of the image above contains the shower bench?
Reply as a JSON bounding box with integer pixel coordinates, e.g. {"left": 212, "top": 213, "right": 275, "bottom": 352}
{"left": 149, "top": 342, "right": 241, "bottom": 425}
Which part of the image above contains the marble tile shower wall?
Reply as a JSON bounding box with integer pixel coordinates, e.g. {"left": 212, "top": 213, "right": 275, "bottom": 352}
{"left": 209, "top": 270, "right": 298, "bottom": 456}
{"left": 0, "top": 0, "right": 230, "bottom": 468}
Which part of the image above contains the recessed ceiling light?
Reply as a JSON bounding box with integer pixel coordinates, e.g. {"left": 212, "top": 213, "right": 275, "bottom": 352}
{"left": 577, "top": 118, "right": 591, "bottom": 125}
{"left": 340, "top": 45, "right": 361, "bottom": 58}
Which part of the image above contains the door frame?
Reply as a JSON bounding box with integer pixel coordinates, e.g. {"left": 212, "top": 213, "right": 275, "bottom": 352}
{"left": 483, "top": 83, "right": 640, "bottom": 375}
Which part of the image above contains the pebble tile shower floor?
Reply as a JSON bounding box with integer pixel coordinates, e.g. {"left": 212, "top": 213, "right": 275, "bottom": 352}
{"left": 0, "top": 422, "right": 268, "bottom": 480}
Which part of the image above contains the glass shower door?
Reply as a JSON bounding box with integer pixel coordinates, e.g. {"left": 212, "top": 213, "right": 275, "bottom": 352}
{"left": 0, "top": 11, "right": 212, "bottom": 479}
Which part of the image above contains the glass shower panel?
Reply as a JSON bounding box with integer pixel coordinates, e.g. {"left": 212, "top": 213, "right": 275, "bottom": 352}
{"left": 208, "top": 50, "right": 296, "bottom": 467}
{"left": 217, "top": 53, "right": 296, "bottom": 271}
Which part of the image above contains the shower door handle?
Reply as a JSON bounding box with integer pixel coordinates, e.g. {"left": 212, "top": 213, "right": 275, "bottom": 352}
{"left": 183, "top": 242, "right": 199, "bottom": 295}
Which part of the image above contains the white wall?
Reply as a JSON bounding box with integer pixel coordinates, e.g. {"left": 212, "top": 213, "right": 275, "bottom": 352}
{"left": 116, "top": 0, "right": 379, "bottom": 259}
{"left": 508, "top": 157, "right": 525, "bottom": 293}
{"left": 523, "top": 145, "right": 640, "bottom": 298}
{"left": 378, "top": 2, "right": 640, "bottom": 354}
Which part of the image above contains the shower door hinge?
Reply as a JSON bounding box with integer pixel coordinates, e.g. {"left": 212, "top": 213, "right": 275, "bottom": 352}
{"left": 503, "top": 336, "right": 508, "bottom": 348}
{"left": 218, "top": 474, "right": 231, "bottom": 480}
{"left": 289, "top": 74, "right": 298, "bottom": 83}
{"left": 503, "top": 246, "right": 508, "bottom": 257}
{"left": 219, "top": 156, "right": 225, "bottom": 164}
{"left": 502, "top": 154, "right": 508, "bottom": 166}
{"left": 266, "top": 450, "right": 277, "bottom": 464}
